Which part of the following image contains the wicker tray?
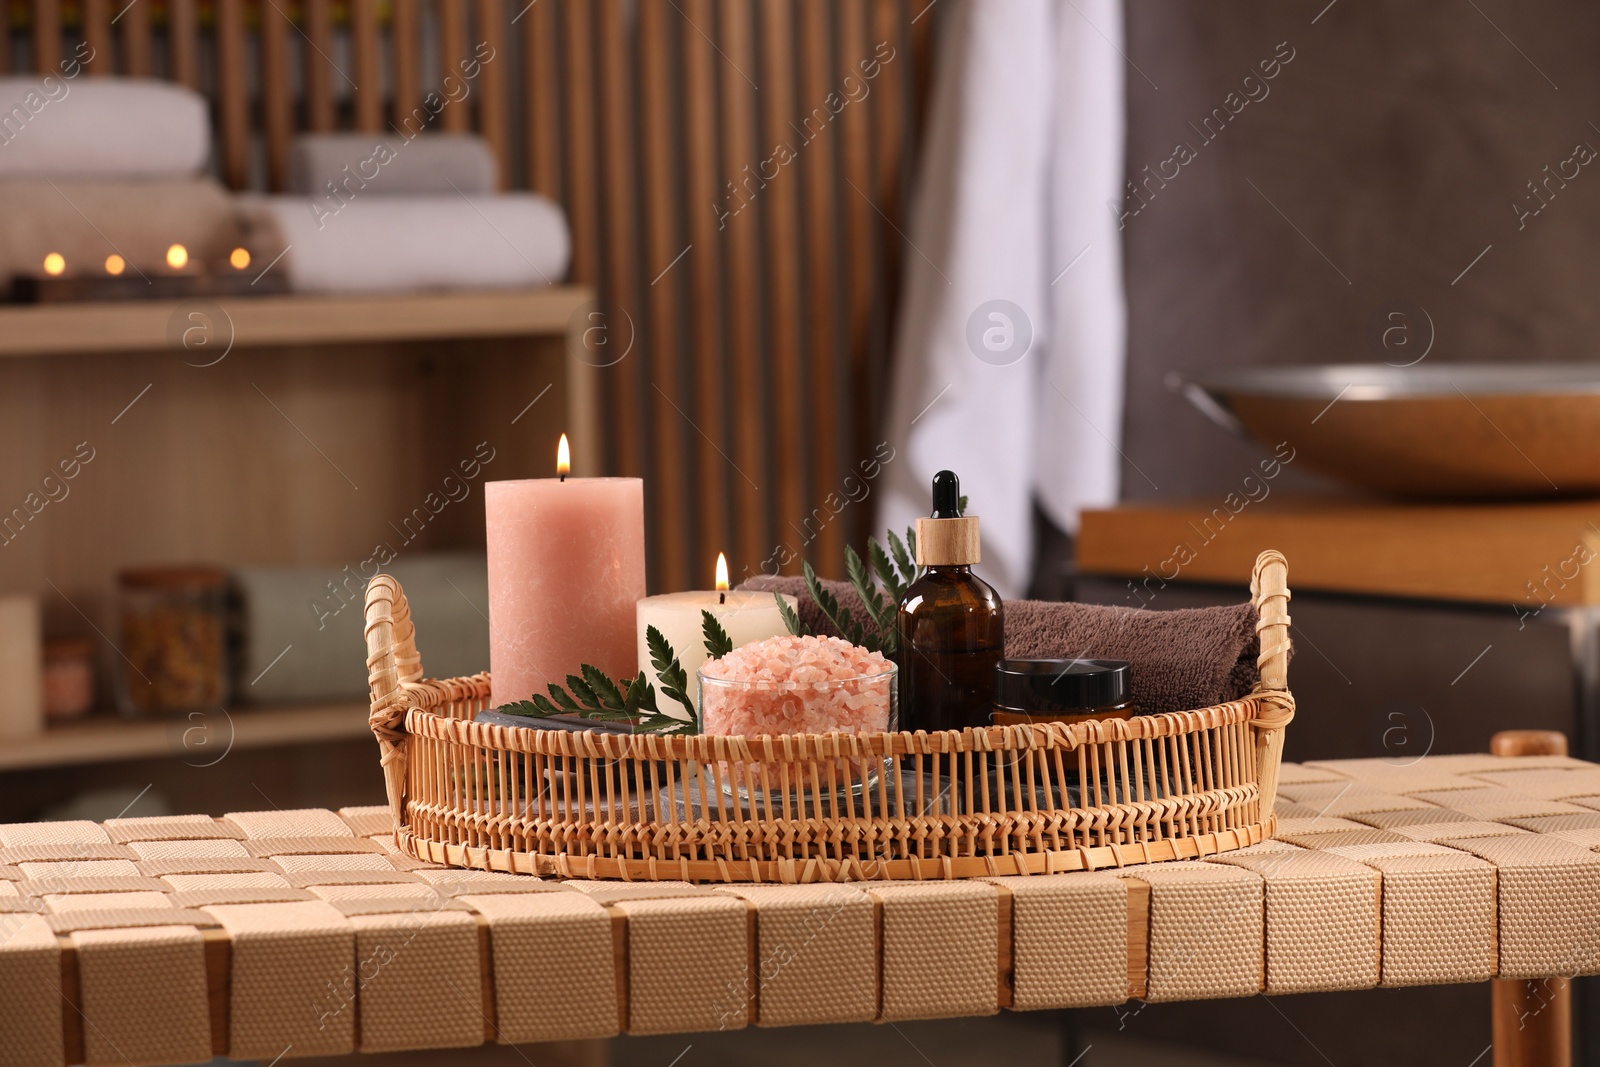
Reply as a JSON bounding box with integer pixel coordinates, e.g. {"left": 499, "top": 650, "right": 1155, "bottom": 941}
{"left": 363, "top": 550, "right": 1294, "bottom": 883}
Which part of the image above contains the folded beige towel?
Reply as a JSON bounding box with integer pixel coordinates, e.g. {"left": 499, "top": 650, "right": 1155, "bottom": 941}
{"left": 741, "top": 575, "right": 1263, "bottom": 714}
{"left": 0, "top": 179, "right": 248, "bottom": 286}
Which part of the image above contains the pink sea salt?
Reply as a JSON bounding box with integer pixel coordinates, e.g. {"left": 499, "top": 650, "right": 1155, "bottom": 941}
{"left": 699, "top": 634, "right": 895, "bottom": 738}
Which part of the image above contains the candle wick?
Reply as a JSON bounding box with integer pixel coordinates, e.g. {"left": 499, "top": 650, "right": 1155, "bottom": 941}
{"left": 719, "top": 591, "right": 726, "bottom": 605}
{"left": 559, "top": 473, "right": 566, "bottom": 483}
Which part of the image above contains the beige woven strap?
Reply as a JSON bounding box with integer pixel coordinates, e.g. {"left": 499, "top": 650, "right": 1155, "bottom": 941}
{"left": 3, "top": 845, "right": 135, "bottom": 866}
{"left": 172, "top": 887, "right": 316, "bottom": 907}
{"left": 244, "top": 837, "right": 385, "bottom": 858}
{"left": 21, "top": 876, "right": 171, "bottom": 896}
{"left": 130, "top": 838, "right": 253, "bottom": 860}
{"left": 986, "top": 873, "right": 1128, "bottom": 1009}
{"left": 1129, "top": 862, "right": 1264, "bottom": 1002}
{"left": 1389, "top": 821, "right": 1530, "bottom": 843}
{"left": 867, "top": 882, "right": 1000, "bottom": 1021}
{"left": 1443, "top": 834, "right": 1600, "bottom": 979}
{"left": 136, "top": 856, "right": 277, "bottom": 876}
{"left": 0, "top": 913, "right": 63, "bottom": 1066}
{"left": 1277, "top": 763, "right": 1349, "bottom": 785}
{"left": 103, "top": 815, "right": 244, "bottom": 843}
{"left": 326, "top": 895, "right": 467, "bottom": 916}
{"left": 1367, "top": 852, "right": 1496, "bottom": 986}
{"left": 47, "top": 909, "right": 217, "bottom": 934}
{"left": 204, "top": 901, "right": 356, "bottom": 1058}
{"left": 337, "top": 807, "right": 395, "bottom": 837}
{"left": 225, "top": 810, "right": 356, "bottom": 839}
{"left": 1210, "top": 849, "right": 1379, "bottom": 994}
{"left": 73, "top": 925, "right": 212, "bottom": 1065}
{"left": 612, "top": 895, "right": 750, "bottom": 1034}
{"left": 461, "top": 891, "right": 619, "bottom": 1043}
{"left": 417, "top": 870, "right": 573, "bottom": 896}
{"left": 0, "top": 821, "right": 111, "bottom": 847}
{"left": 310, "top": 882, "right": 443, "bottom": 904}
{"left": 1274, "top": 828, "right": 1408, "bottom": 848}
{"left": 46, "top": 891, "right": 176, "bottom": 913}
{"left": 1348, "top": 807, "right": 1475, "bottom": 828}
{"left": 22, "top": 868, "right": 139, "bottom": 892}
{"left": 715, "top": 883, "right": 877, "bottom": 1027}
{"left": 162, "top": 872, "right": 293, "bottom": 891}
{"left": 1506, "top": 813, "right": 1600, "bottom": 832}
{"left": 1413, "top": 787, "right": 1590, "bottom": 821}
{"left": 348, "top": 909, "right": 483, "bottom": 1052}
{"left": 272, "top": 852, "right": 395, "bottom": 873}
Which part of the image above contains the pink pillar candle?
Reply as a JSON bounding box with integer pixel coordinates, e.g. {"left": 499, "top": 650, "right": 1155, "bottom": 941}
{"left": 485, "top": 476, "right": 646, "bottom": 707}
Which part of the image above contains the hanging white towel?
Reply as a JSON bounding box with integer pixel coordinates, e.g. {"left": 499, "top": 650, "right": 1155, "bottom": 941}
{"left": 879, "top": 0, "right": 1127, "bottom": 597}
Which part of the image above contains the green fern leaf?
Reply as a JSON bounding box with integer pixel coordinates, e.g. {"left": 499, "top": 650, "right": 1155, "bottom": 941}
{"left": 701, "top": 610, "right": 734, "bottom": 659}
{"left": 775, "top": 592, "right": 809, "bottom": 636}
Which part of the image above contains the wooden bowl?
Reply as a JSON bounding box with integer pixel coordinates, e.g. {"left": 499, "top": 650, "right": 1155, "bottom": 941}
{"left": 1175, "top": 363, "right": 1600, "bottom": 498}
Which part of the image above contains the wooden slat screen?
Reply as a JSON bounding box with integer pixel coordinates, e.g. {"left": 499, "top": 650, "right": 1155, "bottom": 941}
{"left": 7, "top": 0, "right": 934, "bottom": 593}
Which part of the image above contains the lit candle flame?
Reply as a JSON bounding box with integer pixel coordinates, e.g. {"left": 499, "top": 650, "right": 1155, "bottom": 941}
{"left": 556, "top": 433, "right": 570, "bottom": 481}
{"left": 42, "top": 252, "right": 65, "bottom": 276}
{"left": 166, "top": 244, "right": 188, "bottom": 270}
{"left": 715, "top": 552, "right": 729, "bottom": 603}
{"left": 104, "top": 254, "right": 125, "bottom": 276}
{"left": 229, "top": 247, "right": 251, "bottom": 270}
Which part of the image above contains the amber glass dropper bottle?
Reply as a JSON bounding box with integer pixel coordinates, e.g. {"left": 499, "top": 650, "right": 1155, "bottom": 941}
{"left": 895, "top": 470, "right": 1005, "bottom": 732}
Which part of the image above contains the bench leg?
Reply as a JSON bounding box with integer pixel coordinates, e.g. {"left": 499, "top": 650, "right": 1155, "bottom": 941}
{"left": 1490, "top": 730, "right": 1573, "bottom": 1067}
{"left": 1494, "top": 978, "right": 1572, "bottom": 1067}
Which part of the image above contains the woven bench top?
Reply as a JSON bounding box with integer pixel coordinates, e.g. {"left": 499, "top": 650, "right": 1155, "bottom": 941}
{"left": 5, "top": 753, "right": 1600, "bottom": 1065}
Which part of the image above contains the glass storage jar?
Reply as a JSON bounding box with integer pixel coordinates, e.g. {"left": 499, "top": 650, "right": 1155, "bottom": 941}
{"left": 116, "top": 566, "right": 229, "bottom": 717}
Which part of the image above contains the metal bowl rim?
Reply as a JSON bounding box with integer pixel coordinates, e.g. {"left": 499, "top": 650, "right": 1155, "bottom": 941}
{"left": 1178, "top": 363, "right": 1600, "bottom": 401}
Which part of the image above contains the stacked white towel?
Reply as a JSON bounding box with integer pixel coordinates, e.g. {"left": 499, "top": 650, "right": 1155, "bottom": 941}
{"left": 0, "top": 77, "right": 210, "bottom": 178}
{"left": 242, "top": 193, "right": 571, "bottom": 294}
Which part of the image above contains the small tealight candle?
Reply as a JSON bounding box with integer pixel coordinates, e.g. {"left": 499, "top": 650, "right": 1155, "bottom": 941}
{"left": 42, "top": 253, "right": 64, "bottom": 276}
{"left": 105, "top": 254, "right": 125, "bottom": 276}
{"left": 635, "top": 552, "right": 797, "bottom": 717}
{"left": 229, "top": 247, "right": 251, "bottom": 270}
{"left": 166, "top": 244, "right": 189, "bottom": 270}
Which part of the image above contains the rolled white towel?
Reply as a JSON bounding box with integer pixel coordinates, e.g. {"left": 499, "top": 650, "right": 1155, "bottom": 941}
{"left": 233, "top": 553, "right": 491, "bottom": 706}
{"left": 242, "top": 193, "right": 571, "bottom": 293}
{"left": 0, "top": 77, "right": 209, "bottom": 178}
{"left": 289, "top": 133, "right": 499, "bottom": 196}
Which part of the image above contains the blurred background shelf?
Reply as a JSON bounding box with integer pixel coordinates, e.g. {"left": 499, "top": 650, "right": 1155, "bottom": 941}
{"left": 0, "top": 286, "right": 591, "bottom": 358}
{"left": 0, "top": 701, "right": 369, "bottom": 772}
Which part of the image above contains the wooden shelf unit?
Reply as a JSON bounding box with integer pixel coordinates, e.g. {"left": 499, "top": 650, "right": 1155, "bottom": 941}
{"left": 0, "top": 287, "right": 593, "bottom": 357}
{"left": 0, "top": 701, "right": 369, "bottom": 772}
{"left": 0, "top": 284, "right": 594, "bottom": 790}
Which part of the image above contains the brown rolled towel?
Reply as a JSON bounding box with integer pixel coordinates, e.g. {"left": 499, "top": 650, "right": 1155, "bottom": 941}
{"left": 0, "top": 179, "right": 250, "bottom": 287}
{"left": 741, "top": 575, "right": 1262, "bottom": 714}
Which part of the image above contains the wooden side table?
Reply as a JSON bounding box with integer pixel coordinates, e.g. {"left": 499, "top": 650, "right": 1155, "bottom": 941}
{"left": 1078, "top": 496, "right": 1600, "bottom": 760}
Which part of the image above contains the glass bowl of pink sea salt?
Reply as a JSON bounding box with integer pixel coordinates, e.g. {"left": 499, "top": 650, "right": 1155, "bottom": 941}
{"left": 698, "top": 634, "right": 897, "bottom": 797}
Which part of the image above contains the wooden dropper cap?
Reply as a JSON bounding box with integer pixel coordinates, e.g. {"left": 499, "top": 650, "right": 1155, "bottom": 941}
{"left": 915, "top": 470, "right": 981, "bottom": 566}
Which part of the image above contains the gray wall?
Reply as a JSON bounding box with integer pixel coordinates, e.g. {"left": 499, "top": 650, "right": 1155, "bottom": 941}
{"left": 1111, "top": 7, "right": 1599, "bottom": 1064}
{"left": 1122, "top": 0, "right": 1600, "bottom": 499}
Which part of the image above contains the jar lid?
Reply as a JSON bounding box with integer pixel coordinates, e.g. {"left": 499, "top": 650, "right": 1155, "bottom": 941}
{"left": 119, "top": 566, "right": 228, "bottom": 590}
{"left": 994, "top": 658, "right": 1130, "bottom": 712}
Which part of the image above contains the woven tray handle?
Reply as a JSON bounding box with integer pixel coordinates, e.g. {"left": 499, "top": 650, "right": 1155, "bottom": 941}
{"left": 1249, "top": 549, "right": 1294, "bottom": 819}
{"left": 365, "top": 574, "right": 424, "bottom": 824}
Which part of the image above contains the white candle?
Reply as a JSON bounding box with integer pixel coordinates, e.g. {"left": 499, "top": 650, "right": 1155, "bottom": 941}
{"left": 635, "top": 553, "right": 796, "bottom": 718}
